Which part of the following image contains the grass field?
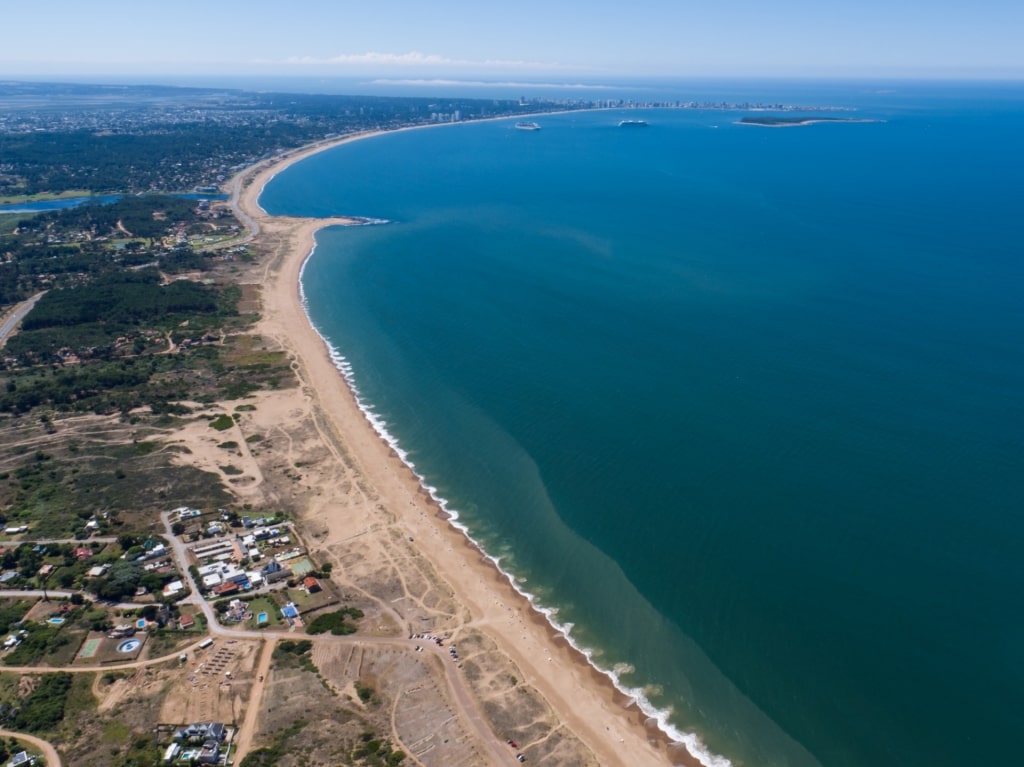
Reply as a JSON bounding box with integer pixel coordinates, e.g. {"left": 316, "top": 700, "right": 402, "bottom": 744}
{"left": 0, "top": 189, "right": 94, "bottom": 205}
{"left": 0, "top": 213, "right": 28, "bottom": 234}
{"left": 246, "top": 596, "right": 282, "bottom": 627}
{"left": 283, "top": 584, "right": 338, "bottom": 614}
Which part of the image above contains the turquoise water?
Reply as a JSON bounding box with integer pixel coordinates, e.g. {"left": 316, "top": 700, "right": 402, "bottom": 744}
{"left": 261, "top": 83, "right": 1024, "bottom": 767}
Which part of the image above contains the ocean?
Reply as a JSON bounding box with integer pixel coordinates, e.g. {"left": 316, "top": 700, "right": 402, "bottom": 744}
{"left": 259, "top": 81, "right": 1024, "bottom": 767}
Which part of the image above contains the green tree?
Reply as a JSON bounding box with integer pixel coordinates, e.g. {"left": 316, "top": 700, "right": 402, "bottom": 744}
{"left": 94, "top": 560, "right": 143, "bottom": 601}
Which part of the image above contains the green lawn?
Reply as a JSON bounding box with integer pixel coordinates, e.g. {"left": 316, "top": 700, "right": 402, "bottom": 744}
{"left": 283, "top": 585, "right": 338, "bottom": 614}
{"left": 47, "top": 627, "right": 89, "bottom": 666}
{"left": 246, "top": 596, "right": 281, "bottom": 627}
{"left": 0, "top": 213, "right": 28, "bottom": 234}
{"left": 0, "top": 189, "right": 94, "bottom": 205}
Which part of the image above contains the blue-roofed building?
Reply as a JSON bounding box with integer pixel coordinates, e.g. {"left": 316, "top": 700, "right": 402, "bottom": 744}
{"left": 8, "top": 751, "right": 33, "bottom": 767}
{"left": 173, "top": 721, "right": 226, "bottom": 743}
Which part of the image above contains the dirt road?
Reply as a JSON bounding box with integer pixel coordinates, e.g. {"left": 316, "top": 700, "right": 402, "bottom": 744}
{"left": 0, "top": 728, "right": 62, "bottom": 766}
{"left": 230, "top": 636, "right": 278, "bottom": 759}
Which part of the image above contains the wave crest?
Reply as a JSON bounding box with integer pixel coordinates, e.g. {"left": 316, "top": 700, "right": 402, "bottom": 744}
{"left": 299, "top": 235, "right": 732, "bottom": 767}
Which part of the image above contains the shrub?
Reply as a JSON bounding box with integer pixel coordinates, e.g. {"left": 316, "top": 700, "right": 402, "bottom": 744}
{"left": 208, "top": 414, "right": 233, "bottom": 430}
{"left": 305, "top": 607, "right": 362, "bottom": 636}
{"left": 13, "top": 673, "right": 73, "bottom": 731}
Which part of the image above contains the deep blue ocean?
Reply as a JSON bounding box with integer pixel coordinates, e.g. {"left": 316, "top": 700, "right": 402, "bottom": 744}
{"left": 260, "top": 81, "right": 1024, "bottom": 767}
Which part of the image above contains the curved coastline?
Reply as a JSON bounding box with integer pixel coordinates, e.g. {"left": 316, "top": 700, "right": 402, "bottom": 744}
{"left": 231, "top": 91, "right": 1024, "bottom": 767}
{"left": 297, "top": 241, "right": 733, "bottom": 767}
{"left": 236, "top": 117, "right": 725, "bottom": 767}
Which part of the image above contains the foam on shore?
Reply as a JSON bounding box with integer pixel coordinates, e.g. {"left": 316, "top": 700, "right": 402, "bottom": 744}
{"left": 298, "top": 230, "right": 733, "bottom": 767}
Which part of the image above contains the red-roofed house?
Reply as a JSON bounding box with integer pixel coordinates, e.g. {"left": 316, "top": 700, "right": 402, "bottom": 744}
{"left": 211, "top": 581, "right": 240, "bottom": 596}
{"left": 75, "top": 547, "right": 93, "bottom": 561}
{"left": 303, "top": 576, "right": 322, "bottom": 594}
{"left": 178, "top": 613, "right": 196, "bottom": 630}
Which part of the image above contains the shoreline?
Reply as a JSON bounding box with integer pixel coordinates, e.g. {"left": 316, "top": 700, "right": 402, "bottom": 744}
{"left": 232, "top": 118, "right": 706, "bottom": 767}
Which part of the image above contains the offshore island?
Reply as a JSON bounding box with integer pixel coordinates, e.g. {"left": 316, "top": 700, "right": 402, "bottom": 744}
{"left": 737, "top": 115, "right": 881, "bottom": 126}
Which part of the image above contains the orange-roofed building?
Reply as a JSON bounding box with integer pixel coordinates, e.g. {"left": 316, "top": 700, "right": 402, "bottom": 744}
{"left": 303, "top": 576, "right": 322, "bottom": 593}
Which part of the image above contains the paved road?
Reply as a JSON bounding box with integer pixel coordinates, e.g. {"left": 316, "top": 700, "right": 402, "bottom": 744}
{"left": 0, "top": 590, "right": 142, "bottom": 612}
{"left": 220, "top": 133, "right": 364, "bottom": 245}
{"left": 0, "top": 292, "right": 45, "bottom": 347}
{"left": 226, "top": 166, "right": 260, "bottom": 240}
{"left": 160, "top": 511, "right": 223, "bottom": 632}
{"left": 0, "top": 537, "right": 118, "bottom": 546}
{"left": 0, "top": 728, "right": 63, "bottom": 767}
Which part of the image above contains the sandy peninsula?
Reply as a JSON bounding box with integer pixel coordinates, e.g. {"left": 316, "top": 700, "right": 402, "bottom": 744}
{"left": 229, "top": 127, "right": 700, "bottom": 767}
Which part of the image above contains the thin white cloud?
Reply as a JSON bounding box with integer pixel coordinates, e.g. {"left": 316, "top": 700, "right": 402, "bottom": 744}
{"left": 278, "top": 51, "right": 583, "bottom": 71}
{"left": 371, "top": 79, "right": 623, "bottom": 90}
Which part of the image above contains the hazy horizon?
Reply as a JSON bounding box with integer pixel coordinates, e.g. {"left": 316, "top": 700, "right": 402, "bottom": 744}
{"left": 2, "top": 0, "right": 1022, "bottom": 82}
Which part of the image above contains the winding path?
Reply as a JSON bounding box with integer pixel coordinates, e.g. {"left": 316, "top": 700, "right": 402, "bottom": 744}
{"left": 0, "top": 728, "right": 63, "bottom": 767}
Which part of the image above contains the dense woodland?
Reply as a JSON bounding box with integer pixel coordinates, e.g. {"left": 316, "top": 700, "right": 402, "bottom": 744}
{"left": 0, "top": 193, "right": 257, "bottom": 414}
{"left": 22, "top": 271, "right": 218, "bottom": 331}
{"left": 0, "top": 85, "right": 569, "bottom": 195}
{"left": 3, "top": 126, "right": 310, "bottom": 194}
{"left": 0, "top": 195, "right": 228, "bottom": 305}
{"left": 17, "top": 195, "right": 202, "bottom": 239}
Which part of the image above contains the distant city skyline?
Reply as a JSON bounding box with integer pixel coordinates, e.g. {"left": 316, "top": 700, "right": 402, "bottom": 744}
{"left": 2, "top": 0, "right": 1022, "bottom": 81}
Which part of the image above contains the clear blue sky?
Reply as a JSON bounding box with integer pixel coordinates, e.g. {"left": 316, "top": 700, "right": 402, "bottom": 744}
{"left": 2, "top": 0, "right": 1021, "bottom": 80}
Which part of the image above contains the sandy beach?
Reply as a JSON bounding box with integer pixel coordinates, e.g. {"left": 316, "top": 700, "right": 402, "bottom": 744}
{"left": 229, "top": 125, "right": 698, "bottom": 767}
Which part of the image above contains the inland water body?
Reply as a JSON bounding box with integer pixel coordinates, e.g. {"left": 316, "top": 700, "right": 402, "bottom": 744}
{"left": 260, "top": 81, "right": 1024, "bottom": 767}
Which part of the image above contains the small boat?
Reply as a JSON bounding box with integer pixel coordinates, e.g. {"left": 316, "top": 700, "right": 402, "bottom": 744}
{"left": 515, "top": 121, "right": 541, "bottom": 131}
{"left": 618, "top": 119, "right": 649, "bottom": 127}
